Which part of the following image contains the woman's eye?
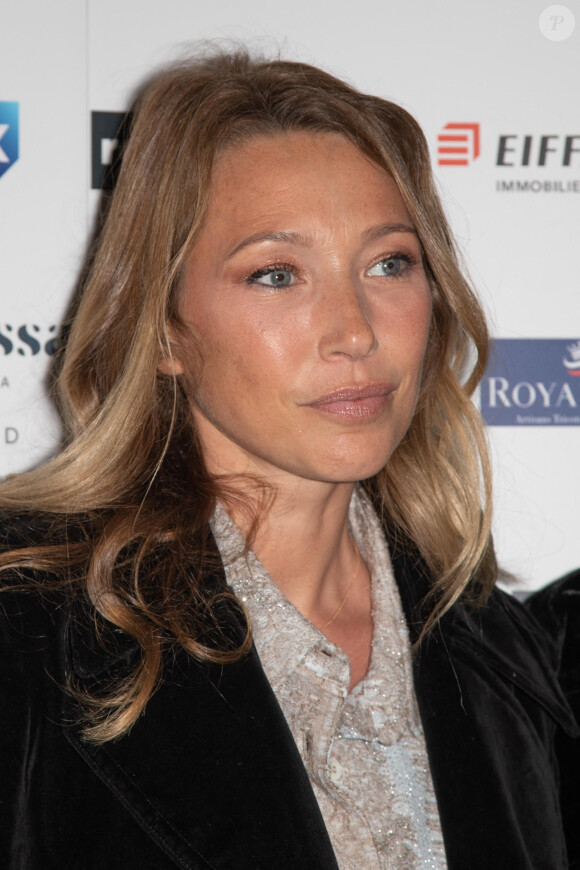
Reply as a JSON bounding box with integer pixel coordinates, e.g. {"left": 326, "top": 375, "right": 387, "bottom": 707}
{"left": 248, "top": 266, "right": 297, "bottom": 288}
{"left": 367, "top": 256, "right": 409, "bottom": 277}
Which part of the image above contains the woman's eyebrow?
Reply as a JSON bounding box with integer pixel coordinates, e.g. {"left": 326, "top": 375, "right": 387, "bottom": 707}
{"left": 226, "top": 223, "right": 418, "bottom": 261}
{"left": 362, "top": 222, "right": 418, "bottom": 242}
{"left": 226, "top": 231, "right": 308, "bottom": 260}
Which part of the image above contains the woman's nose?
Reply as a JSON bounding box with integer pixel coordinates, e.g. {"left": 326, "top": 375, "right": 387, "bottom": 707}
{"left": 317, "top": 279, "right": 378, "bottom": 361}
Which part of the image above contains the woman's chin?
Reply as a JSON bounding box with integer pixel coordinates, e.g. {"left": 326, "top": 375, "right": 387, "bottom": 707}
{"left": 295, "top": 452, "right": 392, "bottom": 486}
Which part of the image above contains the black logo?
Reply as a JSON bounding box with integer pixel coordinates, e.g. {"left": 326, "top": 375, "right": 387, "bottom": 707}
{"left": 496, "top": 135, "right": 580, "bottom": 167}
{"left": 91, "top": 111, "right": 127, "bottom": 190}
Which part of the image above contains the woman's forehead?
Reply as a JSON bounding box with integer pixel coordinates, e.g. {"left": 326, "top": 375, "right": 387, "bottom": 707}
{"left": 206, "top": 130, "right": 404, "bottom": 219}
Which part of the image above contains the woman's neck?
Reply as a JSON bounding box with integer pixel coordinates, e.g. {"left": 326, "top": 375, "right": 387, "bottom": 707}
{"left": 225, "top": 476, "right": 373, "bottom": 689}
{"left": 249, "top": 480, "right": 356, "bottom": 613}
{"left": 253, "top": 479, "right": 373, "bottom": 688}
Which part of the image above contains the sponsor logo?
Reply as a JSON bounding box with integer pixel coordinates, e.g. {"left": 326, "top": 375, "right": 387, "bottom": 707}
{"left": 437, "top": 123, "right": 480, "bottom": 166}
{"left": 495, "top": 179, "right": 580, "bottom": 193}
{"left": 0, "top": 102, "right": 19, "bottom": 179}
{"left": 91, "top": 111, "right": 126, "bottom": 190}
{"left": 0, "top": 324, "right": 58, "bottom": 356}
{"left": 436, "top": 123, "right": 580, "bottom": 192}
{"left": 563, "top": 340, "right": 580, "bottom": 376}
{"left": 496, "top": 135, "right": 580, "bottom": 167}
{"left": 481, "top": 338, "right": 580, "bottom": 425}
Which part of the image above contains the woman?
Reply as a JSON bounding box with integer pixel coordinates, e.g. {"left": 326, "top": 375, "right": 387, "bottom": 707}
{"left": 0, "top": 50, "right": 576, "bottom": 869}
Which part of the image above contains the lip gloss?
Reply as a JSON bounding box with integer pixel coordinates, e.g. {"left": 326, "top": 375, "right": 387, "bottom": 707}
{"left": 305, "top": 384, "right": 394, "bottom": 420}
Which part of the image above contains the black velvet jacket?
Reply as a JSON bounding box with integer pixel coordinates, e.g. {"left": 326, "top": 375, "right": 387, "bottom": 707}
{"left": 0, "top": 522, "right": 578, "bottom": 870}
{"left": 528, "top": 570, "right": 580, "bottom": 870}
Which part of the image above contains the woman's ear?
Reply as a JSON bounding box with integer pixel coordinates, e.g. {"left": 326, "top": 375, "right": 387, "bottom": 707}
{"left": 158, "top": 354, "right": 185, "bottom": 376}
{"left": 158, "top": 327, "right": 186, "bottom": 376}
{"left": 157, "top": 355, "right": 185, "bottom": 375}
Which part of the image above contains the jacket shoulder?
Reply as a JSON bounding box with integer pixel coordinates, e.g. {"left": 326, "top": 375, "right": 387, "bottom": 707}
{"left": 526, "top": 571, "right": 580, "bottom": 868}
{"left": 388, "top": 527, "right": 578, "bottom": 734}
{"left": 526, "top": 570, "right": 580, "bottom": 670}
{"left": 0, "top": 512, "right": 95, "bottom": 690}
{"left": 448, "top": 584, "right": 579, "bottom": 736}
{"left": 0, "top": 509, "right": 92, "bottom": 551}
{"left": 0, "top": 509, "right": 75, "bottom": 623}
{"left": 526, "top": 569, "right": 580, "bottom": 721}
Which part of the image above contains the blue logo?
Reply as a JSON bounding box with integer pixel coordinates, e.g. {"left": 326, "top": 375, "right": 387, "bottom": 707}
{"left": 481, "top": 338, "right": 580, "bottom": 426}
{"left": 0, "top": 324, "right": 58, "bottom": 356}
{"left": 0, "top": 102, "right": 19, "bottom": 179}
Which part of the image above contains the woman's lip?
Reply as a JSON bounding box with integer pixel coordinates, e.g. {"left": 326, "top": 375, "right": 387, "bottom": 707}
{"left": 304, "top": 384, "right": 395, "bottom": 419}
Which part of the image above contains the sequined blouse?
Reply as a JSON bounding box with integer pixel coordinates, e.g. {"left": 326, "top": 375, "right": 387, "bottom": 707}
{"left": 211, "top": 487, "right": 447, "bottom": 869}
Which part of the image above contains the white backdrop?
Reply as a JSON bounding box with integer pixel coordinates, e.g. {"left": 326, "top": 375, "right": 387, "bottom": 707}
{"left": 1, "top": 0, "right": 578, "bottom": 588}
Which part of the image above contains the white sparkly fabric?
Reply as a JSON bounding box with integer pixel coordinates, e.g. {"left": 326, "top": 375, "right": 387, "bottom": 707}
{"left": 210, "top": 487, "right": 447, "bottom": 870}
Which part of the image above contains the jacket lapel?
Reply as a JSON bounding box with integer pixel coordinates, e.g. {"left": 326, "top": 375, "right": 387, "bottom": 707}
{"left": 390, "top": 536, "right": 578, "bottom": 869}
{"left": 63, "top": 586, "right": 339, "bottom": 870}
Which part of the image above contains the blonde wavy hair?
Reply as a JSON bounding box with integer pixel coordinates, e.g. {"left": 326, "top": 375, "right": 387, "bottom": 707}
{"left": 0, "top": 48, "right": 495, "bottom": 741}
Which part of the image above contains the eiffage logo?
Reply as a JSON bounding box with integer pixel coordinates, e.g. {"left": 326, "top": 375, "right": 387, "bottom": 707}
{"left": 437, "top": 123, "right": 480, "bottom": 167}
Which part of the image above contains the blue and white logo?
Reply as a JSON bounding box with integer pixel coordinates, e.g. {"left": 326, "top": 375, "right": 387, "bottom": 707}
{"left": 0, "top": 102, "right": 19, "bottom": 179}
{"left": 481, "top": 338, "right": 580, "bottom": 426}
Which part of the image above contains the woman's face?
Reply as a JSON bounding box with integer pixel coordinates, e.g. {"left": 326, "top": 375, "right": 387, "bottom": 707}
{"left": 176, "top": 131, "right": 432, "bottom": 486}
